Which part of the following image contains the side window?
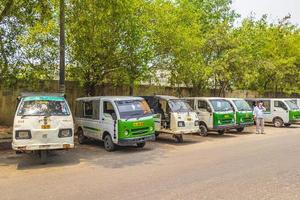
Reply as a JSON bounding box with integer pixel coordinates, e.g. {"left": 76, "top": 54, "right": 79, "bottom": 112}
{"left": 186, "top": 99, "right": 194, "bottom": 109}
{"left": 262, "top": 100, "right": 271, "bottom": 112}
{"left": 75, "top": 101, "right": 84, "bottom": 118}
{"left": 274, "top": 101, "right": 287, "bottom": 110}
{"left": 84, "top": 101, "right": 93, "bottom": 118}
{"left": 103, "top": 101, "right": 117, "bottom": 120}
{"left": 92, "top": 100, "right": 100, "bottom": 120}
{"left": 198, "top": 100, "right": 209, "bottom": 111}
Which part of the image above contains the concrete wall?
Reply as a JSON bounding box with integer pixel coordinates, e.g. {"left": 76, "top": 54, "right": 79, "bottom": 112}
{"left": 1, "top": 80, "right": 294, "bottom": 126}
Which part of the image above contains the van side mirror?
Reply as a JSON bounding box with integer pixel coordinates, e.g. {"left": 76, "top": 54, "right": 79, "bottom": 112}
{"left": 207, "top": 107, "right": 212, "bottom": 113}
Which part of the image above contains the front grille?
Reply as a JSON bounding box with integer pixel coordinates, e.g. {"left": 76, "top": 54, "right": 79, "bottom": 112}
{"left": 131, "top": 127, "right": 149, "bottom": 135}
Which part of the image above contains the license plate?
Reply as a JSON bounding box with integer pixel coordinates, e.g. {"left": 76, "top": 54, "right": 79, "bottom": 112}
{"left": 224, "top": 115, "right": 229, "bottom": 118}
{"left": 19, "top": 132, "right": 29, "bottom": 138}
{"left": 187, "top": 117, "right": 192, "bottom": 121}
{"left": 133, "top": 122, "right": 144, "bottom": 127}
{"left": 41, "top": 124, "right": 50, "bottom": 129}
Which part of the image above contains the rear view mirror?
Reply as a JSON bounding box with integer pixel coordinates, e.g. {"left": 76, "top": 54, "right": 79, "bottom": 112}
{"left": 207, "top": 107, "right": 212, "bottom": 113}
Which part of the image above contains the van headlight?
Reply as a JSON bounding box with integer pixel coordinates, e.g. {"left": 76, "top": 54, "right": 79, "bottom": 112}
{"left": 58, "top": 129, "right": 72, "bottom": 138}
{"left": 177, "top": 121, "right": 185, "bottom": 127}
{"left": 194, "top": 121, "right": 199, "bottom": 126}
{"left": 124, "top": 130, "right": 129, "bottom": 136}
{"left": 15, "top": 130, "right": 31, "bottom": 140}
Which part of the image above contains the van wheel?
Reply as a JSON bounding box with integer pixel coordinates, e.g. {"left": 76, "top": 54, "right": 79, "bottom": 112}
{"left": 174, "top": 134, "right": 183, "bottom": 143}
{"left": 77, "top": 129, "right": 87, "bottom": 144}
{"left": 218, "top": 130, "right": 225, "bottom": 135}
{"left": 39, "top": 150, "right": 48, "bottom": 165}
{"left": 199, "top": 125, "right": 208, "bottom": 137}
{"left": 155, "top": 131, "right": 160, "bottom": 138}
{"left": 104, "top": 134, "right": 116, "bottom": 152}
{"left": 274, "top": 118, "right": 283, "bottom": 127}
{"left": 284, "top": 123, "right": 291, "bottom": 127}
{"left": 236, "top": 127, "right": 244, "bottom": 132}
{"left": 136, "top": 142, "right": 146, "bottom": 148}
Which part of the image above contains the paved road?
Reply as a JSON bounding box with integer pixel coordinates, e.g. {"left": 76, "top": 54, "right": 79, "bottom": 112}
{"left": 1, "top": 126, "right": 300, "bottom": 200}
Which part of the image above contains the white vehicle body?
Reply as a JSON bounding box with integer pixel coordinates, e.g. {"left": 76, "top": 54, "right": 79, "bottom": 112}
{"left": 75, "top": 96, "right": 155, "bottom": 151}
{"left": 245, "top": 98, "right": 300, "bottom": 127}
{"left": 12, "top": 93, "right": 74, "bottom": 152}
{"left": 142, "top": 95, "right": 199, "bottom": 142}
{"left": 184, "top": 97, "right": 235, "bottom": 134}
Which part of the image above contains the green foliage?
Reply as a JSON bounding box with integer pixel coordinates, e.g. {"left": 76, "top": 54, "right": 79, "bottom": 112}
{"left": 0, "top": 0, "right": 300, "bottom": 96}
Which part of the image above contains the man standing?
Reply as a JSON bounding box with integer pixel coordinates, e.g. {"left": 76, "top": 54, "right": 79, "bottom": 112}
{"left": 253, "top": 101, "right": 266, "bottom": 134}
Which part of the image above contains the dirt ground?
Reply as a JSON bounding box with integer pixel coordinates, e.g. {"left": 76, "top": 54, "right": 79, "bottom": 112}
{"left": 1, "top": 125, "right": 300, "bottom": 200}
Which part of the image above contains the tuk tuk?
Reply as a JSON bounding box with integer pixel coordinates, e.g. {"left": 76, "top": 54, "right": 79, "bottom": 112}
{"left": 12, "top": 93, "right": 74, "bottom": 164}
{"left": 245, "top": 98, "right": 300, "bottom": 127}
{"left": 184, "top": 97, "right": 235, "bottom": 136}
{"left": 141, "top": 95, "right": 200, "bottom": 143}
{"left": 75, "top": 96, "right": 155, "bottom": 151}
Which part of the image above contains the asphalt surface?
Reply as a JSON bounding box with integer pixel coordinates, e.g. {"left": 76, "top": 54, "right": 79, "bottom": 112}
{"left": 1, "top": 125, "right": 300, "bottom": 200}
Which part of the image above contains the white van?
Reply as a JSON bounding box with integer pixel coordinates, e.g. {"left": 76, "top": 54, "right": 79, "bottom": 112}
{"left": 142, "top": 95, "right": 199, "bottom": 143}
{"left": 245, "top": 98, "right": 300, "bottom": 127}
{"left": 12, "top": 93, "right": 74, "bottom": 164}
{"left": 185, "top": 97, "right": 235, "bottom": 136}
{"left": 75, "top": 96, "right": 155, "bottom": 151}
{"left": 226, "top": 98, "right": 254, "bottom": 132}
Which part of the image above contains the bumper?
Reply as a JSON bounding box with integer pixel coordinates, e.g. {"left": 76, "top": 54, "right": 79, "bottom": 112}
{"left": 213, "top": 124, "right": 235, "bottom": 130}
{"left": 158, "top": 128, "right": 200, "bottom": 135}
{"left": 234, "top": 122, "right": 254, "bottom": 128}
{"left": 118, "top": 134, "right": 155, "bottom": 145}
{"left": 12, "top": 143, "right": 74, "bottom": 151}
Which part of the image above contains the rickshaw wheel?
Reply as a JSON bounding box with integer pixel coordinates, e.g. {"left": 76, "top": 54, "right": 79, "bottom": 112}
{"left": 136, "top": 142, "right": 146, "bottom": 148}
{"left": 218, "top": 130, "right": 225, "bottom": 135}
{"left": 39, "top": 150, "right": 48, "bottom": 165}
{"left": 236, "top": 127, "right": 244, "bottom": 132}
{"left": 174, "top": 134, "right": 183, "bottom": 143}
{"left": 104, "top": 134, "right": 116, "bottom": 152}
{"left": 199, "top": 125, "right": 208, "bottom": 137}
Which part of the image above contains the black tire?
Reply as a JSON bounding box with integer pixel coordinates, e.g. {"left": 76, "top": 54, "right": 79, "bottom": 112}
{"left": 236, "top": 127, "right": 244, "bottom": 132}
{"left": 174, "top": 134, "right": 183, "bottom": 143}
{"left": 199, "top": 125, "right": 208, "bottom": 137}
{"left": 155, "top": 131, "right": 160, "bottom": 138}
{"left": 39, "top": 150, "right": 48, "bottom": 165}
{"left": 273, "top": 118, "right": 283, "bottom": 127}
{"left": 136, "top": 142, "right": 146, "bottom": 148}
{"left": 218, "top": 130, "right": 225, "bottom": 135}
{"left": 104, "top": 134, "right": 116, "bottom": 152}
{"left": 284, "top": 123, "right": 291, "bottom": 127}
{"left": 78, "top": 128, "right": 87, "bottom": 144}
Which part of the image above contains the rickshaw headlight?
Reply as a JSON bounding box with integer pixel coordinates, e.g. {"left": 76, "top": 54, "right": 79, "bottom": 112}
{"left": 177, "top": 121, "right": 185, "bottom": 127}
{"left": 15, "top": 130, "right": 31, "bottom": 140}
{"left": 124, "top": 130, "right": 129, "bottom": 136}
{"left": 194, "top": 121, "right": 199, "bottom": 126}
{"left": 149, "top": 126, "right": 154, "bottom": 132}
{"left": 58, "top": 129, "right": 72, "bottom": 138}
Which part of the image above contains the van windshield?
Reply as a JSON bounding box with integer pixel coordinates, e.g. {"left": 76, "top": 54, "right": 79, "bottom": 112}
{"left": 209, "top": 99, "right": 233, "bottom": 112}
{"left": 168, "top": 99, "right": 193, "bottom": 112}
{"left": 115, "top": 100, "right": 151, "bottom": 119}
{"left": 285, "top": 100, "right": 299, "bottom": 110}
{"left": 232, "top": 100, "right": 252, "bottom": 111}
{"left": 17, "top": 96, "right": 70, "bottom": 116}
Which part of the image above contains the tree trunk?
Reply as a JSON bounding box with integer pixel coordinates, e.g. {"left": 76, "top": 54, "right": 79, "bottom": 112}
{"left": 59, "top": 0, "right": 65, "bottom": 93}
{"left": 129, "top": 83, "right": 134, "bottom": 96}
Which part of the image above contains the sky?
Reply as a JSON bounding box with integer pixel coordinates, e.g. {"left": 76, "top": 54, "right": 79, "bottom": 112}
{"left": 231, "top": 0, "right": 300, "bottom": 26}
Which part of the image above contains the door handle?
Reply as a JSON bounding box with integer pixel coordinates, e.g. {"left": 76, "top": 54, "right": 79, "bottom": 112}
{"left": 102, "top": 118, "right": 105, "bottom": 121}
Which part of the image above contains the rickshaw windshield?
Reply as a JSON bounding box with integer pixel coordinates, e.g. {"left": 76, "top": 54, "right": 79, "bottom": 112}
{"left": 232, "top": 100, "right": 252, "bottom": 111}
{"left": 168, "top": 99, "right": 193, "bottom": 112}
{"left": 115, "top": 100, "right": 151, "bottom": 119}
{"left": 285, "top": 100, "right": 299, "bottom": 110}
{"left": 209, "top": 99, "right": 233, "bottom": 112}
{"left": 17, "top": 96, "right": 70, "bottom": 116}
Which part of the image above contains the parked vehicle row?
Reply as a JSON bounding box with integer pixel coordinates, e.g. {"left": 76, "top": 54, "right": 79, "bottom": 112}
{"left": 11, "top": 93, "right": 300, "bottom": 164}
